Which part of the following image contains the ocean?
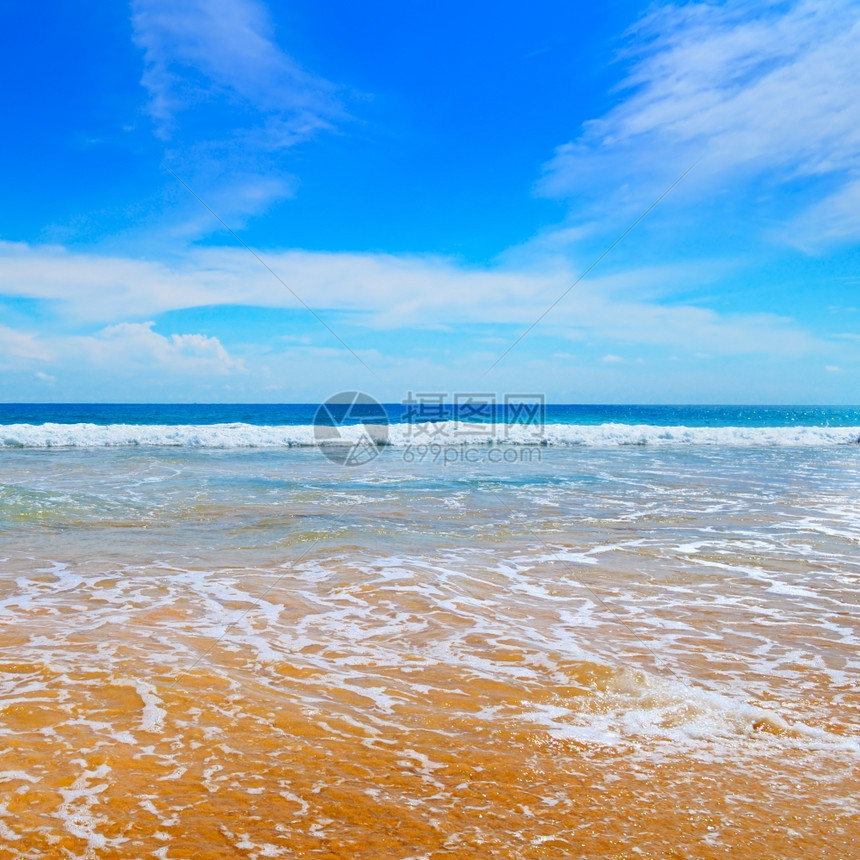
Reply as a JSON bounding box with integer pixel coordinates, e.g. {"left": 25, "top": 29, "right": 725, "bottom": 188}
{"left": 0, "top": 404, "right": 858, "bottom": 857}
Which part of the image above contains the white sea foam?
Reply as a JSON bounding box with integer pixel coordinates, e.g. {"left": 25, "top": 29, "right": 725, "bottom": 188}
{"left": 1, "top": 421, "right": 859, "bottom": 448}
{"left": 57, "top": 763, "right": 111, "bottom": 850}
{"left": 123, "top": 679, "right": 166, "bottom": 734}
{"left": 532, "top": 667, "right": 860, "bottom": 756}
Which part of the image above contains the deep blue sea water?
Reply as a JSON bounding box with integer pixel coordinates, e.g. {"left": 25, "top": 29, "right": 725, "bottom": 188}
{"left": 1, "top": 403, "right": 859, "bottom": 427}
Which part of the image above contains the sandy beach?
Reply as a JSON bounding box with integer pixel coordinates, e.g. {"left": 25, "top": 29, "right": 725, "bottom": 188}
{"left": 1, "top": 430, "right": 858, "bottom": 857}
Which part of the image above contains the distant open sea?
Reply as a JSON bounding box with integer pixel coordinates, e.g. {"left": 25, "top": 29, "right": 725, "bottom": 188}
{"left": 2, "top": 401, "right": 860, "bottom": 426}
{"left": 1, "top": 403, "right": 860, "bottom": 447}
{"left": 1, "top": 404, "right": 858, "bottom": 857}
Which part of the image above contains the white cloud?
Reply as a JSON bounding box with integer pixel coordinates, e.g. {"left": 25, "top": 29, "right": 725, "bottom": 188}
{"left": 93, "top": 322, "right": 244, "bottom": 374}
{"left": 0, "top": 311, "right": 242, "bottom": 383}
{"left": 0, "top": 323, "right": 53, "bottom": 363}
{"left": 540, "top": 0, "right": 860, "bottom": 242}
{"left": 0, "top": 240, "right": 826, "bottom": 360}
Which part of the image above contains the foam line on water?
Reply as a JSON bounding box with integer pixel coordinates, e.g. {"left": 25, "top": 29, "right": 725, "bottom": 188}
{"left": 2, "top": 421, "right": 860, "bottom": 448}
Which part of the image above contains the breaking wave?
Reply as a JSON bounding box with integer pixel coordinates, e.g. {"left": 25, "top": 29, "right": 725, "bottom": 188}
{"left": 2, "top": 421, "right": 860, "bottom": 448}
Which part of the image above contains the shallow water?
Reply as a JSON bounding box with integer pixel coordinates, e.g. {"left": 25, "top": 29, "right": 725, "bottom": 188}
{"left": 1, "top": 443, "right": 858, "bottom": 857}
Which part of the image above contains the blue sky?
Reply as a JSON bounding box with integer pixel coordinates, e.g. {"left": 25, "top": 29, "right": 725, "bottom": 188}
{"left": 0, "top": 0, "right": 858, "bottom": 403}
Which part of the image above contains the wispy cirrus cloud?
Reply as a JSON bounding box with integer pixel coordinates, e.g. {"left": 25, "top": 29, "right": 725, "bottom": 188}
{"left": 787, "top": 177, "right": 860, "bottom": 250}
{"left": 131, "top": 0, "right": 345, "bottom": 234}
{"left": 132, "top": 0, "right": 340, "bottom": 136}
{"left": 539, "top": 0, "right": 860, "bottom": 246}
